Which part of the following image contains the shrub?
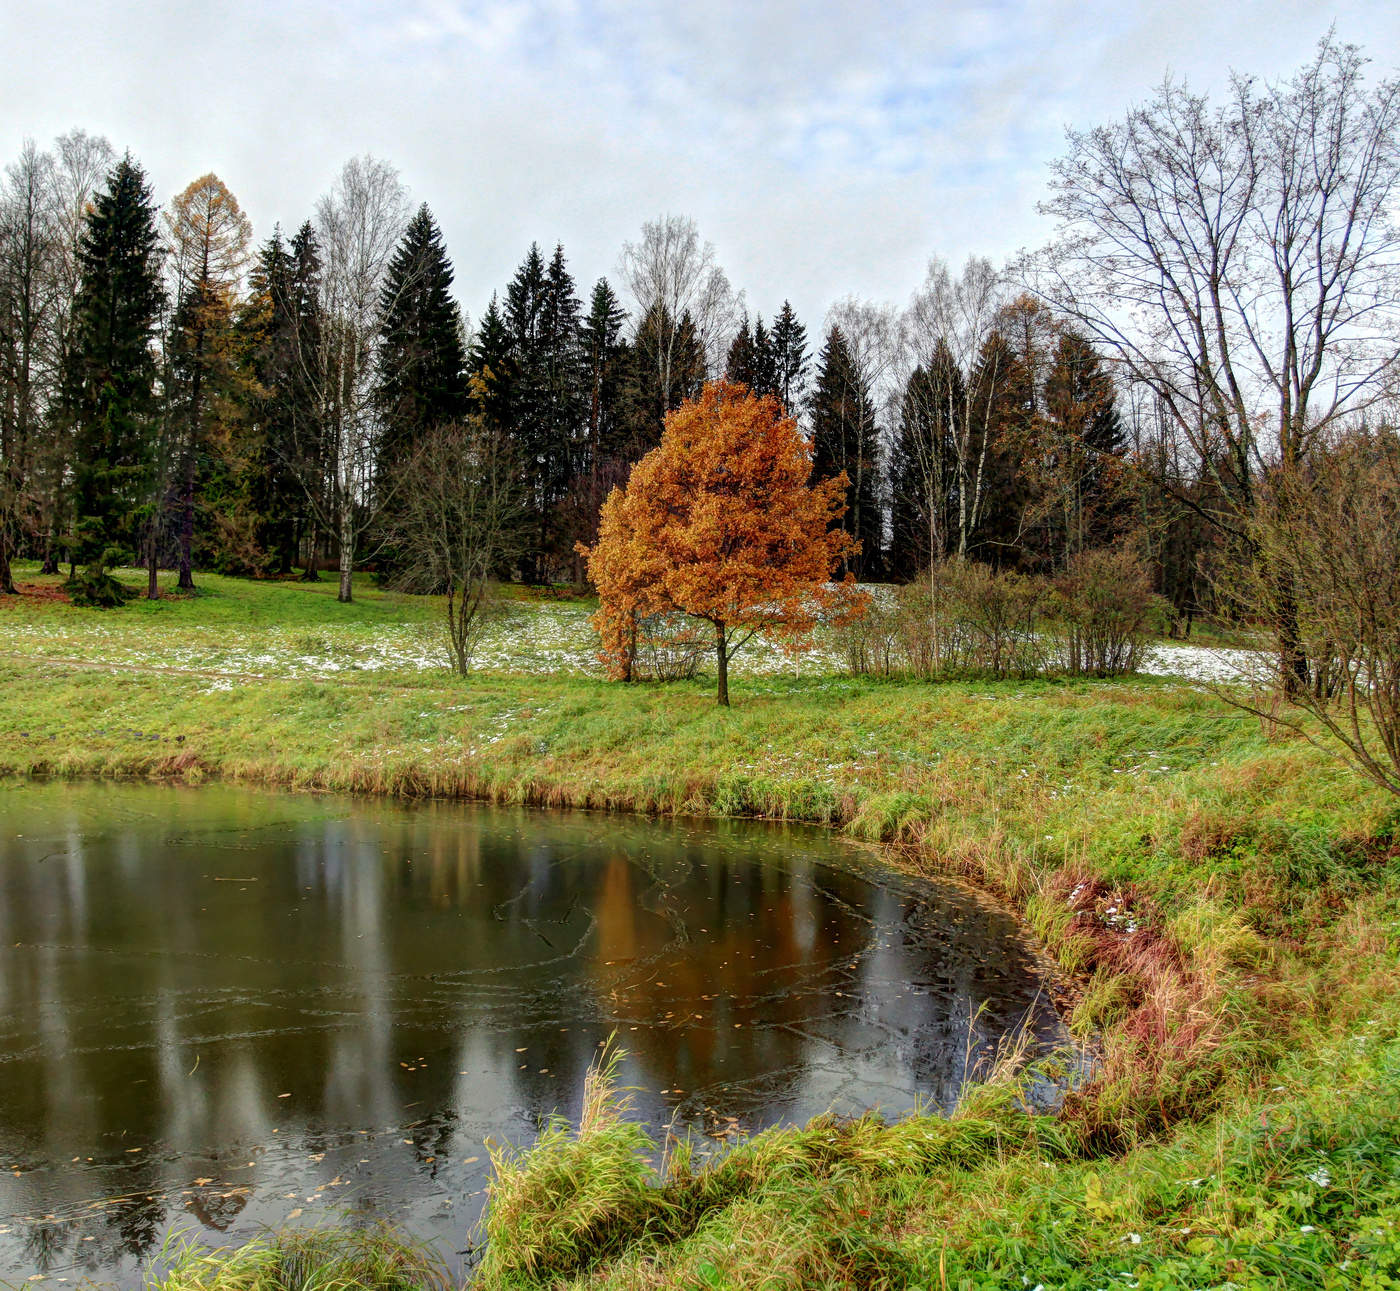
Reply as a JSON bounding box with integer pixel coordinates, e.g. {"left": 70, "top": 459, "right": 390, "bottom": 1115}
{"left": 1054, "top": 547, "right": 1163, "bottom": 676}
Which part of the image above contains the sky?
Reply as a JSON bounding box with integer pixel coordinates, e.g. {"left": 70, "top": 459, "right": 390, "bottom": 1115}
{"left": 2, "top": 0, "right": 1397, "bottom": 336}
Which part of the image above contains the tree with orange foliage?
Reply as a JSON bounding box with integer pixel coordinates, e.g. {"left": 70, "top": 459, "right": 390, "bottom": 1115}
{"left": 579, "top": 379, "right": 865, "bottom": 706}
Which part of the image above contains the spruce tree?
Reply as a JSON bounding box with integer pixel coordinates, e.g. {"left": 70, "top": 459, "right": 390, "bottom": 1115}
{"left": 964, "top": 329, "right": 1029, "bottom": 565}
{"left": 1041, "top": 329, "right": 1128, "bottom": 560}
{"left": 810, "top": 326, "right": 882, "bottom": 579}
{"left": 65, "top": 154, "right": 164, "bottom": 594}
{"left": 375, "top": 204, "right": 469, "bottom": 471}
{"left": 580, "top": 278, "right": 627, "bottom": 471}
{"left": 725, "top": 315, "right": 756, "bottom": 388}
{"left": 751, "top": 316, "right": 778, "bottom": 399}
{"left": 770, "top": 301, "right": 809, "bottom": 415}
{"left": 620, "top": 304, "right": 704, "bottom": 459}
{"left": 538, "top": 244, "right": 584, "bottom": 520}
{"left": 889, "top": 340, "right": 962, "bottom": 579}
{"left": 468, "top": 293, "right": 515, "bottom": 439}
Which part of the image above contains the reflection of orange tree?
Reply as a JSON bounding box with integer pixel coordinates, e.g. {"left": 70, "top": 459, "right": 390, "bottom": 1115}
{"left": 587, "top": 853, "right": 855, "bottom": 1094}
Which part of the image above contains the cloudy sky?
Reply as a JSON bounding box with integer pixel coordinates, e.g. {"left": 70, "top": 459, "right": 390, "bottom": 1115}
{"left": 2, "top": 0, "right": 1396, "bottom": 334}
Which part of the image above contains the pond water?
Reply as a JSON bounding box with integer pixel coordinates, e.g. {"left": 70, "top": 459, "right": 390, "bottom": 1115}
{"left": 0, "top": 782, "right": 1067, "bottom": 1285}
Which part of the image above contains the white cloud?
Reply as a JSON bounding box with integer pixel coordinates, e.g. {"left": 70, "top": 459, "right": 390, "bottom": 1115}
{"left": 2, "top": 0, "right": 1395, "bottom": 335}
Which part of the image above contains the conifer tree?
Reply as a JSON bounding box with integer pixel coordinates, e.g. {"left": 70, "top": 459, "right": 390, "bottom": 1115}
{"left": 810, "top": 326, "right": 882, "bottom": 579}
{"left": 162, "top": 172, "right": 251, "bottom": 593}
{"left": 1038, "top": 329, "right": 1128, "bottom": 562}
{"left": 468, "top": 293, "right": 515, "bottom": 439}
{"left": 538, "top": 243, "right": 584, "bottom": 528}
{"left": 770, "top": 301, "right": 809, "bottom": 415}
{"left": 500, "top": 242, "right": 585, "bottom": 578}
{"left": 724, "top": 315, "right": 755, "bottom": 388}
{"left": 619, "top": 303, "right": 704, "bottom": 461}
{"left": 65, "top": 154, "right": 164, "bottom": 595}
{"left": 241, "top": 222, "right": 326, "bottom": 577}
{"left": 580, "top": 277, "right": 627, "bottom": 471}
{"left": 889, "top": 340, "right": 962, "bottom": 578}
{"left": 375, "top": 203, "right": 468, "bottom": 470}
{"left": 751, "top": 316, "right": 778, "bottom": 399}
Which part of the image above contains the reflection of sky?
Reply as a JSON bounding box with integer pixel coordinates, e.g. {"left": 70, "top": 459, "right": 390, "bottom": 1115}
{"left": 0, "top": 783, "right": 1067, "bottom": 1284}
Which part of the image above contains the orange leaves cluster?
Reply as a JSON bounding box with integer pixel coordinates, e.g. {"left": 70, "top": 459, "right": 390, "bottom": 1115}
{"left": 579, "top": 380, "right": 865, "bottom": 683}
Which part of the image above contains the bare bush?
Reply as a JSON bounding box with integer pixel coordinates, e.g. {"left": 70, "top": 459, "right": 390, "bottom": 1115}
{"left": 1234, "top": 428, "right": 1400, "bottom": 796}
{"left": 632, "top": 612, "right": 708, "bottom": 681}
{"left": 386, "top": 420, "right": 526, "bottom": 676}
{"left": 1054, "top": 547, "right": 1165, "bottom": 676}
{"left": 838, "top": 561, "right": 1050, "bottom": 680}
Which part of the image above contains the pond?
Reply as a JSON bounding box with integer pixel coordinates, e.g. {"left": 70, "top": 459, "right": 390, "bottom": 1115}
{"left": 0, "top": 782, "right": 1068, "bottom": 1284}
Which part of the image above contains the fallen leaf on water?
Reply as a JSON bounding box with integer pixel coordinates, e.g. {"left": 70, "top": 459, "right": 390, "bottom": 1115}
{"left": 287, "top": 1208, "right": 303, "bottom": 1220}
{"left": 462, "top": 1156, "right": 479, "bottom": 1164}
{"left": 277, "top": 1093, "right": 291, "bottom": 1099}
{"left": 192, "top": 1178, "right": 213, "bottom": 1187}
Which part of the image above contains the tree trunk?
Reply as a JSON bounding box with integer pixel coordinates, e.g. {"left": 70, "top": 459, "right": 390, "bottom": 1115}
{"left": 302, "top": 523, "right": 321, "bottom": 582}
{"left": 177, "top": 448, "right": 196, "bottom": 591}
{"left": 145, "top": 524, "right": 159, "bottom": 600}
{"left": 714, "top": 620, "right": 729, "bottom": 707}
{"left": 0, "top": 540, "right": 15, "bottom": 595}
{"left": 337, "top": 505, "right": 354, "bottom": 603}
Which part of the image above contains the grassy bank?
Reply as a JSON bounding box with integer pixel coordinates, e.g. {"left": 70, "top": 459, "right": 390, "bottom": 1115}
{"left": 3, "top": 564, "right": 1399, "bottom": 1286}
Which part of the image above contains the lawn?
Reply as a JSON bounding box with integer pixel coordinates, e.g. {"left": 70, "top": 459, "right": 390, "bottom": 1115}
{"left": 2, "top": 562, "right": 1398, "bottom": 1288}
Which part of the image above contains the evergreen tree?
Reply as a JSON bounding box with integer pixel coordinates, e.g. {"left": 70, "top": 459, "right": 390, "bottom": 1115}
{"left": 239, "top": 222, "right": 326, "bottom": 577}
{"left": 889, "top": 340, "right": 962, "bottom": 578}
{"left": 725, "top": 315, "right": 756, "bottom": 388}
{"left": 468, "top": 293, "right": 515, "bottom": 439}
{"left": 375, "top": 204, "right": 469, "bottom": 472}
{"left": 500, "top": 242, "right": 585, "bottom": 578}
{"left": 1039, "top": 329, "right": 1129, "bottom": 562}
{"left": 770, "top": 301, "right": 809, "bottom": 416}
{"left": 810, "top": 326, "right": 881, "bottom": 579}
{"left": 619, "top": 303, "right": 704, "bottom": 460}
{"left": 964, "top": 329, "right": 1029, "bottom": 566}
{"left": 751, "top": 316, "right": 778, "bottom": 399}
{"left": 65, "top": 154, "right": 164, "bottom": 584}
{"left": 579, "top": 277, "right": 628, "bottom": 471}
{"left": 538, "top": 244, "right": 585, "bottom": 526}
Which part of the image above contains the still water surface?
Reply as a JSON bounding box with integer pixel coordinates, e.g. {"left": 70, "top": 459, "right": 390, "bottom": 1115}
{"left": 0, "top": 782, "right": 1065, "bottom": 1284}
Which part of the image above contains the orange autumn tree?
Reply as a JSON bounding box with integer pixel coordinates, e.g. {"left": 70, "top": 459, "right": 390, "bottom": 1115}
{"left": 579, "top": 379, "right": 866, "bottom": 706}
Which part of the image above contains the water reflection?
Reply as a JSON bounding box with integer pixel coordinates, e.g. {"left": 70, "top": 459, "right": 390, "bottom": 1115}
{"left": 0, "top": 782, "right": 1065, "bottom": 1284}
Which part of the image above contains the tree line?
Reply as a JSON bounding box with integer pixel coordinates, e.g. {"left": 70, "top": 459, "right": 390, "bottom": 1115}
{"left": 0, "top": 140, "right": 1141, "bottom": 609}
{"left": 0, "top": 36, "right": 1396, "bottom": 660}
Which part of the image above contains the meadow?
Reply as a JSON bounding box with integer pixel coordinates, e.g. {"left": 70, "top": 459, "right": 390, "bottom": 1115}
{"left": 2, "top": 563, "right": 1397, "bottom": 1288}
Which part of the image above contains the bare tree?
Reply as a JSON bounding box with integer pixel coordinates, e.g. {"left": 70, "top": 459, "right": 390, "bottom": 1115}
{"left": 0, "top": 140, "right": 58, "bottom": 593}
{"left": 1230, "top": 424, "right": 1400, "bottom": 797}
{"left": 825, "top": 294, "right": 901, "bottom": 571}
{"left": 387, "top": 416, "right": 527, "bottom": 675}
{"left": 36, "top": 132, "right": 113, "bottom": 574}
{"left": 309, "top": 155, "right": 411, "bottom": 602}
{"left": 904, "top": 256, "right": 1009, "bottom": 558}
{"left": 619, "top": 214, "right": 742, "bottom": 394}
{"left": 1031, "top": 36, "right": 1400, "bottom": 685}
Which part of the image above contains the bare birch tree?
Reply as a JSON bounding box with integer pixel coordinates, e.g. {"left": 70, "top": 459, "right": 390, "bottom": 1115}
{"left": 309, "top": 155, "right": 410, "bottom": 602}
{"left": 1031, "top": 36, "right": 1400, "bottom": 686}
{"left": 904, "top": 256, "right": 1008, "bottom": 558}
{"left": 0, "top": 141, "right": 58, "bottom": 593}
{"left": 619, "top": 214, "right": 742, "bottom": 392}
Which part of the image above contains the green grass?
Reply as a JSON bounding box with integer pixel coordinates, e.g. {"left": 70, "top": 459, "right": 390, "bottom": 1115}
{"left": 3, "top": 563, "right": 1399, "bottom": 1287}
